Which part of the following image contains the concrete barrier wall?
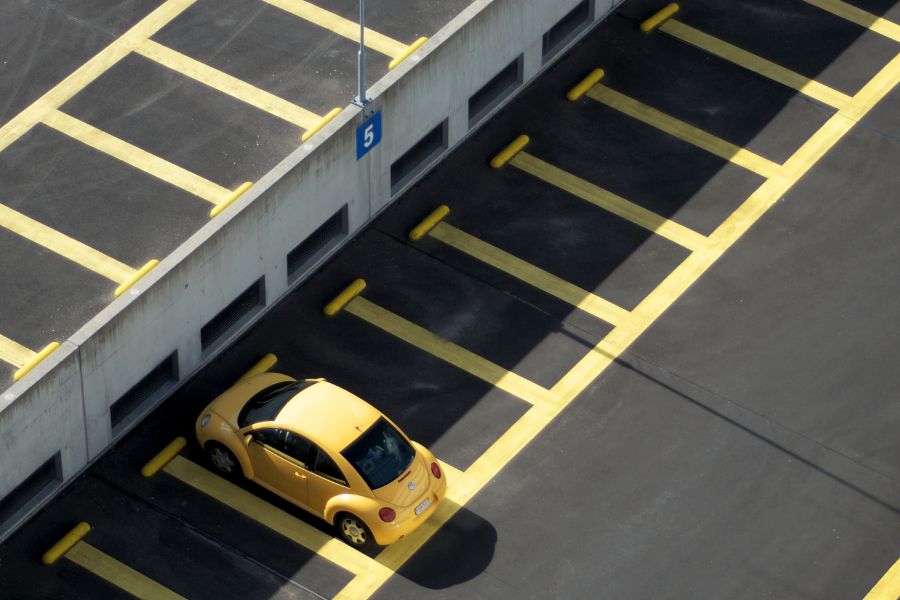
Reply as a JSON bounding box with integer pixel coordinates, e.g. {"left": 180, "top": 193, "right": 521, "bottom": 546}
{"left": 0, "top": 0, "right": 622, "bottom": 540}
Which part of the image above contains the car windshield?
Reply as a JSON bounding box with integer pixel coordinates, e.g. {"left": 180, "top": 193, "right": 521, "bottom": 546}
{"left": 342, "top": 418, "right": 415, "bottom": 490}
{"left": 237, "top": 380, "right": 315, "bottom": 427}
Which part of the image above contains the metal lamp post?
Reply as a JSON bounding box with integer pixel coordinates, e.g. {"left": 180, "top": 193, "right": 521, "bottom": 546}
{"left": 354, "top": 0, "right": 369, "bottom": 107}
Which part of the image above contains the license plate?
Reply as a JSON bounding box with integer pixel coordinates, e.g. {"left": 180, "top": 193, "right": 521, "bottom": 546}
{"left": 414, "top": 497, "right": 431, "bottom": 516}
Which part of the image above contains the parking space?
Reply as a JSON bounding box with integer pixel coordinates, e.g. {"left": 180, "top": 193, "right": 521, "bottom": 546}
{"left": 2, "top": 0, "right": 899, "bottom": 598}
{"left": 0, "top": 0, "right": 470, "bottom": 382}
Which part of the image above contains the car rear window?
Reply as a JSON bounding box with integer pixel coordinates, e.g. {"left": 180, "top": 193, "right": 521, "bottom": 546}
{"left": 237, "top": 380, "right": 315, "bottom": 427}
{"left": 342, "top": 418, "right": 415, "bottom": 490}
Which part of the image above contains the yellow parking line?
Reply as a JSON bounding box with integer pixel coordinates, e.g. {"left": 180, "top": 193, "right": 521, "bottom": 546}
{"left": 0, "top": 202, "right": 135, "bottom": 283}
{"left": 66, "top": 542, "right": 186, "bottom": 600}
{"left": 864, "top": 557, "right": 900, "bottom": 600}
{"left": 0, "top": 335, "right": 35, "bottom": 368}
{"left": 135, "top": 40, "right": 321, "bottom": 131}
{"left": 553, "top": 52, "right": 900, "bottom": 404}
{"left": 586, "top": 84, "right": 783, "bottom": 178}
{"left": 345, "top": 296, "right": 559, "bottom": 407}
{"left": 802, "top": 0, "right": 900, "bottom": 43}
{"left": 659, "top": 19, "right": 853, "bottom": 108}
{"left": 429, "top": 221, "right": 630, "bottom": 325}
{"left": 336, "top": 47, "right": 900, "bottom": 600}
{"left": 336, "top": 403, "right": 559, "bottom": 599}
{"left": 262, "top": 0, "right": 408, "bottom": 58}
{"left": 509, "top": 151, "right": 709, "bottom": 252}
{"left": 0, "top": 0, "right": 195, "bottom": 154}
{"left": 42, "top": 110, "right": 230, "bottom": 205}
{"left": 163, "top": 455, "right": 385, "bottom": 578}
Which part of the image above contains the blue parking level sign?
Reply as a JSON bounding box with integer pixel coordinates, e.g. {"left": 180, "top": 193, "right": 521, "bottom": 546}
{"left": 356, "top": 110, "right": 382, "bottom": 159}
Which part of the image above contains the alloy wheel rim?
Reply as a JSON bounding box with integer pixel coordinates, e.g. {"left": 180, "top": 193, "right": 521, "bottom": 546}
{"left": 210, "top": 447, "right": 234, "bottom": 472}
{"left": 341, "top": 517, "right": 367, "bottom": 545}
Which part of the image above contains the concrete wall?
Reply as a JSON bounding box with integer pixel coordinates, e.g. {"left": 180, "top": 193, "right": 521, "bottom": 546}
{"left": 0, "top": 0, "right": 622, "bottom": 541}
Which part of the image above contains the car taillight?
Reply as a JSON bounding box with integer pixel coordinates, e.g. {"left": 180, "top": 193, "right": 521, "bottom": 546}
{"left": 378, "top": 507, "right": 396, "bottom": 522}
{"left": 430, "top": 462, "right": 441, "bottom": 479}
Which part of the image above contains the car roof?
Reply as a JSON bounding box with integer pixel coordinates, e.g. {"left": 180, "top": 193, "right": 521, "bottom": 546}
{"left": 275, "top": 381, "right": 382, "bottom": 451}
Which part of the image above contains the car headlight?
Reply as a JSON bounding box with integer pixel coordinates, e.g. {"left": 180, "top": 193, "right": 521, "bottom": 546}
{"left": 199, "top": 414, "right": 211, "bottom": 428}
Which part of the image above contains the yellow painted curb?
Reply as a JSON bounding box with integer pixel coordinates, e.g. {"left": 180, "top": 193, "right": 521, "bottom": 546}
{"left": 323, "top": 279, "right": 366, "bottom": 317}
{"left": 114, "top": 259, "right": 160, "bottom": 297}
{"left": 238, "top": 353, "right": 278, "bottom": 382}
{"left": 13, "top": 342, "right": 61, "bottom": 381}
{"left": 141, "top": 437, "right": 187, "bottom": 478}
{"left": 301, "top": 107, "right": 342, "bottom": 142}
{"left": 567, "top": 68, "right": 605, "bottom": 101}
{"left": 409, "top": 205, "right": 450, "bottom": 241}
{"left": 490, "top": 135, "right": 530, "bottom": 169}
{"left": 389, "top": 37, "right": 428, "bottom": 69}
{"left": 42, "top": 522, "right": 91, "bottom": 565}
{"left": 641, "top": 3, "right": 679, "bottom": 33}
{"left": 210, "top": 181, "right": 253, "bottom": 218}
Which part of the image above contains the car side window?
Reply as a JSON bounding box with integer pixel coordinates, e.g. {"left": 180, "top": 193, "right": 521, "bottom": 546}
{"left": 313, "top": 448, "right": 348, "bottom": 486}
{"left": 282, "top": 432, "right": 315, "bottom": 467}
{"left": 252, "top": 428, "right": 284, "bottom": 449}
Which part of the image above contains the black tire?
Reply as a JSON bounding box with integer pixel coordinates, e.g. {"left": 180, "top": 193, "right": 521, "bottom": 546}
{"left": 335, "top": 512, "right": 375, "bottom": 549}
{"left": 206, "top": 442, "right": 240, "bottom": 478}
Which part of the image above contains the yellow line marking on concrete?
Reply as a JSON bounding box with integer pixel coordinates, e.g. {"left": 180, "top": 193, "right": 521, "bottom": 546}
{"left": 141, "top": 437, "right": 187, "bottom": 478}
{"left": 42, "top": 110, "right": 230, "bottom": 205}
{"left": 0, "top": 202, "right": 135, "bottom": 282}
{"left": 586, "top": 84, "right": 783, "bottom": 178}
{"left": 136, "top": 40, "right": 321, "bottom": 130}
{"left": 14, "top": 342, "right": 61, "bottom": 381}
{"left": 300, "top": 107, "right": 343, "bottom": 142}
{"left": 334, "top": 41, "right": 900, "bottom": 600}
{"left": 210, "top": 182, "right": 254, "bottom": 218}
{"left": 67, "top": 542, "right": 187, "bottom": 600}
{"left": 409, "top": 205, "right": 450, "bottom": 241}
{"left": 389, "top": 37, "right": 428, "bottom": 69}
{"left": 114, "top": 259, "right": 160, "bottom": 297}
{"left": 0, "top": 335, "right": 36, "bottom": 369}
{"left": 429, "top": 221, "right": 630, "bottom": 325}
{"left": 164, "top": 455, "right": 384, "bottom": 578}
{"left": 436, "top": 459, "right": 464, "bottom": 484}
{"left": 42, "top": 522, "right": 92, "bottom": 565}
{"left": 863, "top": 557, "right": 900, "bottom": 600}
{"left": 490, "top": 134, "right": 530, "bottom": 169}
{"left": 803, "top": 0, "right": 900, "bottom": 43}
{"left": 324, "top": 278, "right": 367, "bottom": 316}
{"left": 335, "top": 403, "right": 558, "bottom": 600}
{"left": 509, "top": 151, "right": 709, "bottom": 252}
{"left": 659, "top": 19, "right": 853, "bottom": 109}
{"left": 553, "top": 52, "right": 900, "bottom": 403}
{"left": 567, "top": 68, "right": 605, "bottom": 101}
{"left": 345, "top": 296, "right": 559, "bottom": 407}
{"left": 262, "top": 0, "right": 407, "bottom": 57}
{"left": 0, "top": 0, "right": 196, "bottom": 154}
{"left": 641, "top": 2, "right": 679, "bottom": 33}
{"left": 237, "top": 353, "right": 279, "bottom": 382}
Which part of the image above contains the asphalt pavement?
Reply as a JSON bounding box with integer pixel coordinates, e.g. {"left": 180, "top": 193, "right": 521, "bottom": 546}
{"left": 1, "top": 1, "right": 899, "bottom": 598}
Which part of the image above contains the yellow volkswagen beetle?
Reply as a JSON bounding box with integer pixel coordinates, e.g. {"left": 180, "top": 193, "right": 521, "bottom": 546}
{"left": 195, "top": 372, "right": 446, "bottom": 548}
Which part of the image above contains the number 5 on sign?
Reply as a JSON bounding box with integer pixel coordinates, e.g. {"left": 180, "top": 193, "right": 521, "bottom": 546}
{"left": 356, "top": 110, "right": 382, "bottom": 159}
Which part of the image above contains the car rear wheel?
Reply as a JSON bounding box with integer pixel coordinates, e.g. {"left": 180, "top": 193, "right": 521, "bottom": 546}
{"left": 206, "top": 442, "right": 240, "bottom": 478}
{"left": 336, "top": 513, "right": 374, "bottom": 549}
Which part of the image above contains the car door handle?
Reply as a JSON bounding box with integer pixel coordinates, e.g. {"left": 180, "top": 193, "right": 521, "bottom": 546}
{"left": 294, "top": 472, "right": 307, "bottom": 479}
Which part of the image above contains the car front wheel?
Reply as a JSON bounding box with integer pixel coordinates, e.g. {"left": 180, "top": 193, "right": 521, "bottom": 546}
{"left": 336, "top": 513, "right": 375, "bottom": 549}
{"left": 206, "top": 442, "right": 240, "bottom": 478}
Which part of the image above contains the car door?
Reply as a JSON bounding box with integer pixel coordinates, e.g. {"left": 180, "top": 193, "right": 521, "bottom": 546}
{"left": 306, "top": 445, "right": 351, "bottom": 516}
{"left": 245, "top": 427, "right": 309, "bottom": 505}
